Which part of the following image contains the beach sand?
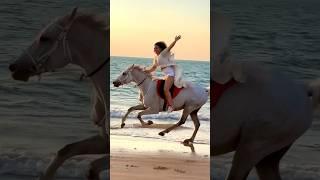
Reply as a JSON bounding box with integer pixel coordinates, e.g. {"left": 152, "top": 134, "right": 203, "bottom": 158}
{"left": 110, "top": 135, "right": 210, "bottom": 180}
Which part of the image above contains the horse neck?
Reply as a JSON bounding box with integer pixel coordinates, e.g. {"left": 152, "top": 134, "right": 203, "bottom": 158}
{"left": 68, "top": 23, "right": 108, "bottom": 99}
{"left": 133, "top": 70, "right": 152, "bottom": 95}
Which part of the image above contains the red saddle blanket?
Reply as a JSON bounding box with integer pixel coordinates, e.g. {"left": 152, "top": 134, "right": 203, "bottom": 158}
{"left": 156, "top": 80, "right": 183, "bottom": 99}
{"left": 212, "top": 79, "right": 237, "bottom": 108}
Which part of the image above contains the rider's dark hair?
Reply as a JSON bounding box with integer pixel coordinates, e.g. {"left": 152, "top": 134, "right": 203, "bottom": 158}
{"left": 154, "top": 41, "right": 167, "bottom": 52}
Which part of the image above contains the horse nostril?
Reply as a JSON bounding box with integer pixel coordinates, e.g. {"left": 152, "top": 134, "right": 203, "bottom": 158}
{"left": 9, "top": 64, "right": 17, "bottom": 72}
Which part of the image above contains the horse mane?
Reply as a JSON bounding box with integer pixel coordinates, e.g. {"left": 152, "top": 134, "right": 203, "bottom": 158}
{"left": 132, "top": 65, "right": 152, "bottom": 78}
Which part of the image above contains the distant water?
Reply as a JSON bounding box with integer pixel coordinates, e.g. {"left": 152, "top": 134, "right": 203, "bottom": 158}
{"left": 214, "top": 0, "right": 320, "bottom": 179}
{"left": 0, "top": 1, "right": 105, "bottom": 179}
{"left": 110, "top": 57, "right": 210, "bottom": 145}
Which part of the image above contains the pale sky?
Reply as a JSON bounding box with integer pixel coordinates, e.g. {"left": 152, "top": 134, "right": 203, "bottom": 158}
{"left": 111, "top": 0, "right": 210, "bottom": 61}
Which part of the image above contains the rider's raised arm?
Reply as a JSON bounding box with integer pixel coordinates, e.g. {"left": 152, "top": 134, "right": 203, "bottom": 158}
{"left": 166, "top": 35, "right": 181, "bottom": 52}
{"left": 144, "top": 57, "right": 157, "bottom": 73}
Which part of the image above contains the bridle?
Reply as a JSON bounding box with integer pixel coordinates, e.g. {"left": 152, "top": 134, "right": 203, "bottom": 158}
{"left": 23, "top": 19, "right": 75, "bottom": 76}
{"left": 24, "top": 17, "right": 107, "bottom": 79}
{"left": 118, "top": 67, "right": 147, "bottom": 87}
{"left": 136, "top": 76, "right": 147, "bottom": 86}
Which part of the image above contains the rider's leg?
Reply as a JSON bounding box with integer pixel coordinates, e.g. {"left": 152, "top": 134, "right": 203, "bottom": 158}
{"left": 164, "top": 75, "right": 174, "bottom": 108}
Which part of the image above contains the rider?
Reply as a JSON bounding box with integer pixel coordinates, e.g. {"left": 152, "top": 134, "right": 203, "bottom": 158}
{"left": 144, "top": 35, "right": 181, "bottom": 112}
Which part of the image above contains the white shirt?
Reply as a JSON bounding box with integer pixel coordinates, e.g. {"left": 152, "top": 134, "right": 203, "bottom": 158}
{"left": 155, "top": 48, "right": 176, "bottom": 69}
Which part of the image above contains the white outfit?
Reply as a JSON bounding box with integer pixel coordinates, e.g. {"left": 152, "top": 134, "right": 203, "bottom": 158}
{"left": 153, "top": 48, "right": 189, "bottom": 88}
{"left": 161, "top": 66, "right": 175, "bottom": 77}
{"left": 155, "top": 48, "right": 176, "bottom": 77}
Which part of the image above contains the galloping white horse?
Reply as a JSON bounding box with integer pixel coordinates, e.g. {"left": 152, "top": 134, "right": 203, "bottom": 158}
{"left": 113, "top": 64, "right": 209, "bottom": 144}
{"left": 212, "top": 12, "right": 320, "bottom": 179}
{"left": 9, "top": 8, "right": 109, "bottom": 180}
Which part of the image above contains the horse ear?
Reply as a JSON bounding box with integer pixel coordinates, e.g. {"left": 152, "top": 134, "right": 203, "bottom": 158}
{"left": 65, "top": 7, "right": 78, "bottom": 28}
{"left": 69, "top": 7, "right": 78, "bottom": 20}
{"left": 129, "top": 64, "right": 134, "bottom": 70}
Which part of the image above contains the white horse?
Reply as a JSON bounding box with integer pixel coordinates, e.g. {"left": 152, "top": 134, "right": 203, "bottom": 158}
{"left": 212, "top": 12, "right": 320, "bottom": 180}
{"left": 112, "top": 64, "right": 209, "bottom": 144}
{"left": 9, "top": 8, "right": 109, "bottom": 180}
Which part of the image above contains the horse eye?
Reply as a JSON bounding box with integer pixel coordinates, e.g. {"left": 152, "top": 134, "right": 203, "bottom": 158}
{"left": 39, "top": 36, "right": 51, "bottom": 42}
{"left": 123, "top": 72, "right": 127, "bottom": 75}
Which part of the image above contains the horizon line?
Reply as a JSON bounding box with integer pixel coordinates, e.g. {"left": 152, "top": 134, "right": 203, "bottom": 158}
{"left": 110, "top": 55, "right": 210, "bottom": 62}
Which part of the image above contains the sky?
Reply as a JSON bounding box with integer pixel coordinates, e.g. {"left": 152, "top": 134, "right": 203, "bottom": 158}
{"left": 111, "top": 0, "right": 210, "bottom": 61}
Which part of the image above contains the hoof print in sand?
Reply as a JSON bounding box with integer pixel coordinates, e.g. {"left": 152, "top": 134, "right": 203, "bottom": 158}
{"left": 153, "top": 166, "right": 169, "bottom": 170}
{"left": 174, "top": 169, "right": 186, "bottom": 174}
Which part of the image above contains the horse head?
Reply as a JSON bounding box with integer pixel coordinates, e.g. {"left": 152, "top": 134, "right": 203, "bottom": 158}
{"left": 9, "top": 7, "right": 79, "bottom": 81}
{"left": 113, "top": 64, "right": 150, "bottom": 87}
{"left": 113, "top": 64, "right": 136, "bottom": 87}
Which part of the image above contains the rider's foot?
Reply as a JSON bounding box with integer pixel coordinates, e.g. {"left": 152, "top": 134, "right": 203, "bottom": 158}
{"left": 167, "top": 105, "right": 174, "bottom": 113}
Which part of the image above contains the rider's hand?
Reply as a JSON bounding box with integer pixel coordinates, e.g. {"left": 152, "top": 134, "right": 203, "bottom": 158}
{"left": 175, "top": 35, "right": 181, "bottom": 41}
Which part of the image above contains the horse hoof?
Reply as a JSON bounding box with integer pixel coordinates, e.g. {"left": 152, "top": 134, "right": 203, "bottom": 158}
{"left": 159, "top": 132, "right": 165, "bottom": 136}
{"left": 147, "top": 120, "right": 153, "bottom": 125}
{"left": 183, "top": 139, "right": 193, "bottom": 145}
{"left": 121, "top": 123, "right": 125, "bottom": 128}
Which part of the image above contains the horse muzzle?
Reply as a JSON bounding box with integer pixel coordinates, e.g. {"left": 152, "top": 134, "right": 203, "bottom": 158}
{"left": 113, "top": 80, "right": 122, "bottom": 87}
{"left": 9, "top": 63, "right": 35, "bottom": 81}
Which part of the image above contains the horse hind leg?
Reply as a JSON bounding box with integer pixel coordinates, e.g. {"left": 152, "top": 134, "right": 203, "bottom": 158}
{"left": 39, "top": 135, "right": 107, "bottom": 180}
{"left": 121, "top": 104, "right": 146, "bottom": 128}
{"left": 226, "top": 140, "right": 290, "bottom": 180}
{"left": 158, "top": 108, "right": 191, "bottom": 136}
{"left": 86, "top": 155, "right": 108, "bottom": 180}
{"left": 255, "top": 144, "right": 292, "bottom": 180}
{"left": 226, "top": 147, "right": 257, "bottom": 180}
{"left": 183, "top": 108, "right": 200, "bottom": 145}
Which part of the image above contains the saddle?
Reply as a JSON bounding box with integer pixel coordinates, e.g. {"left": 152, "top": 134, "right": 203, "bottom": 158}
{"left": 212, "top": 79, "right": 237, "bottom": 108}
{"left": 156, "top": 80, "right": 183, "bottom": 110}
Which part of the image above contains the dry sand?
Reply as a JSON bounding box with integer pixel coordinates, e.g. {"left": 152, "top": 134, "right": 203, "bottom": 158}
{"left": 110, "top": 135, "right": 210, "bottom": 180}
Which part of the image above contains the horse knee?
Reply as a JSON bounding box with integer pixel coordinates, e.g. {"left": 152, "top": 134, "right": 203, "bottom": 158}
{"left": 195, "top": 121, "right": 200, "bottom": 128}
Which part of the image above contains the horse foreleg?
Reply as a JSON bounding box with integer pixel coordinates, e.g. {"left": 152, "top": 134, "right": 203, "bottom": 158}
{"left": 158, "top": 108, "right": 190, "bottom": 136}
{"left": 121, "top": 104, "right": 146, "bottom": 128}
{"left": 137, "top": 107, "right": 158, "bottom": 126}
{"left": 86, "top": 155, "right": 109, "bottom": 180}
{"left": 183, "top": 108, "right": 200, "bottom": 145}
{"left": 39, "top": 135, "right": 107, "bottom": 180}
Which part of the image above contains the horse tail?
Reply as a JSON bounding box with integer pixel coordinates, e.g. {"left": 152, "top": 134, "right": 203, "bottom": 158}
{"left": 308, "top": 79, "right": 320, "bottom": 109}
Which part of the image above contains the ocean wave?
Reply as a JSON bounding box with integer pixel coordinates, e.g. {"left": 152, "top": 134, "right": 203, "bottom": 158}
{"left": 0, "top": 152, "right": 105, "bottom": 179}
{"left": 110, "top": 109, "right": 210, "bottom": 121}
